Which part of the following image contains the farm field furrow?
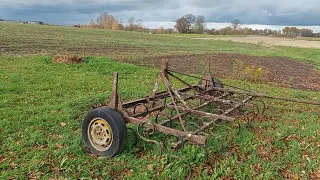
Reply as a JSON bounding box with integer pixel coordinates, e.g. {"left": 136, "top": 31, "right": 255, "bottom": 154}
{"left": 1, "top": 23, "right": 320, "bottom": 70}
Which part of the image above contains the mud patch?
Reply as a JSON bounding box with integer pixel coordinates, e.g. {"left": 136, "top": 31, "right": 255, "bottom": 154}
{"left": 52, "top": 55, "right": 83, "bottom": 63}
{"left": 131, "top": 53, "right": 320, "bottom": 91}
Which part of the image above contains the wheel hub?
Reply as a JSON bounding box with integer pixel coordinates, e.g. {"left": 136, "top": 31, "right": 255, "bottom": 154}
{"left": 88, "top": 118, "right": 113, "bottom": 151}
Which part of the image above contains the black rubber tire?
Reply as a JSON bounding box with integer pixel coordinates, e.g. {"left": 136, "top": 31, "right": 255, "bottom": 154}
{"left": 199, "top": 76, "right": 224, "bottom": 104}
{"left": 212, "top": 77, "right": 223, "bottom": 88}
{"left": 82, "top": 107, "right": 127, "bottom": 157}
{"left": 198, "top": 76, "right": 224, "bottom": 89}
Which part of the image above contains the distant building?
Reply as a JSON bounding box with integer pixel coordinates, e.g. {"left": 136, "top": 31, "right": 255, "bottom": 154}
{"left": 0, "top": 20, "right": 17, "bottom": 24}
{"left": 0, "top": 19, "right": 44, "bottom": 25}
{"left": 27, "top": 21, "right": 44, "bottom": 25}
{"left": 0, "top": 19, "right": 54, "bottom": 26}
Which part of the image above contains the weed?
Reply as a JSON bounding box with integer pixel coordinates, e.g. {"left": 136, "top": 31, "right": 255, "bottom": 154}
{"left": 231, "top": 59, "right": 266, "bottom": 82}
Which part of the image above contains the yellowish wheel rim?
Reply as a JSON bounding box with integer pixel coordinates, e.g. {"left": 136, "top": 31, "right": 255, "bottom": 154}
{"left": 88, "top": 118, "right": 113, "bottom": 151}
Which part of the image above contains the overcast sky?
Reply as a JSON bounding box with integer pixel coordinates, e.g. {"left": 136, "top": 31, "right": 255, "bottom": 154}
{"left": 1, "top": 0, "right": 320, "bottom": 31}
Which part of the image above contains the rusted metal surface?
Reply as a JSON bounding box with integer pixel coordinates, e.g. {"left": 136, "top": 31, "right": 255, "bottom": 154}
{"left": 108, "top": 72, "right": 119, "bottom": 110}
{"left": 101, "top": 58, "right": 319, "bottom": 179}
{"left": 194, "top": 96, "right": 253, "bottom": 135}
{"left": 106, "top": 58, "right": 319, "bottom": 144}
{"left": 166, "top": 104, "right": 235, "bottom": 122}
{"left": 208, "top": 86, "right": 320, "bottom": 105}
{"left": 124, "top": 116, "right": 207, "bottom": 145}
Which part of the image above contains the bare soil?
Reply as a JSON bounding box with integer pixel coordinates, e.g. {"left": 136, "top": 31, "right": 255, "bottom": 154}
{"left": 130, "top": 53, "right": 320, "bottom": 91}
{"left": 193, "top": 36, "right": 320, "bottom": 49}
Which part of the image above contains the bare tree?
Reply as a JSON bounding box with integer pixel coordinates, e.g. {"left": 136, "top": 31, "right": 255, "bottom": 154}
{"left": 118, "top": 18, "right": 124, "bottom": 30}
{"left": 184, "top": 14, "right": 196, "bottom": 24}
{"left": 300, "top": 28, "right": 313, "bottom": 37}
{"left": 230, "top": 19, "right": 241, "bottom": 31}
{"left": 193, "top": 15, "right": 205, "bottom": 34}
{"left": 124, "top": 17, "right": 144, "bottom": 31}
{"left": 157, "top": 26, "right": 165, "bottom": 34}
{"left": 96, "top": 13, "right": 107, "bottom": 27}
{"left": 96, "top": 13, "right": 115, "bottom": 29}
{"left": 175, "top": 17, "right": 188, "bottom": 33}
{"left": 104, "top": 14, "right": 115, "bottom": 29}
{"left": 112, "top": 20, "right": 119, "bottom": 30}
{"left": 89, "top": 19, "right": 95, "bottom": 28}
{"left": 175, "top": 14, "right": 196, "bottom": 34}
{"left": 184, "top": 14, "right": 196, "bottom": 33}
{"left": 126, "top": 17, "right": 135, "bottom": 31}
{"left": 135, "top": 19, "right": 143, "bottom": 31}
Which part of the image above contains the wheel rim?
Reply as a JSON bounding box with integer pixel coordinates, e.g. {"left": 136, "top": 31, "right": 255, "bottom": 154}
{"left": 88, "top": 118, "right": 113, "bottom": 151}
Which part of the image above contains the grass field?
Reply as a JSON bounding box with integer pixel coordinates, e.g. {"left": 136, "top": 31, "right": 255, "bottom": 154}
{"left": 0, "top": 24, "right": 320, "bottom": 179}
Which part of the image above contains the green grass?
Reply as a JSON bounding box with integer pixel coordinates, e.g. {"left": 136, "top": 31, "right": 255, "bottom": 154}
{"left": 1, "top": 23, "right": 320, "bottom": 69}
{"left": 1, "top": 55, "right": 319, "bottom": 179}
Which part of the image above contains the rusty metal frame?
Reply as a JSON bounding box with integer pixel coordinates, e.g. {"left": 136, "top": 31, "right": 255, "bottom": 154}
{"left": 107, "top": 58, "right": 320, "bottom": 146}
{"left": 107, "top": 59, "right": 251, "bottom": 145}
{"left": 103, "top": 58, "right": 320, "bottom": 179}
{"left": 107, "top": 58, "right": 320, "bottom": 145}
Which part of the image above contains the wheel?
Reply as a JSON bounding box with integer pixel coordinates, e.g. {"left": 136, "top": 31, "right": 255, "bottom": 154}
{"left": 212, "top": 77, "right": 223, "bottom": 88}
{"left": 198, "top": 76, "right": 224, "bottom": 89}
{"left": 199, "top": 76, "right": 224, "bottom": 104}
{"left": 82, "top": 107, "right": 127, "bottom": 157}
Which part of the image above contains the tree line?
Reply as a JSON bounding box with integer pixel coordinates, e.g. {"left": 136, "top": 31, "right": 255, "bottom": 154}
{"left": 205, "top": 21, "right": 320, "bottom": 38}
{"left": 78, "top": 13, "right": 320, "bottom": 38}
{"left": 79, "top": 13, "right": 150, "bottom": 33}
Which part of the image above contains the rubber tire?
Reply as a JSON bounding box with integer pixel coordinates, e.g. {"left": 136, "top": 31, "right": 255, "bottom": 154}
{"left": 199, "top": 76, "right": 223, "bottom": 89}
{"left": 212, "top": 77, "right": 223, "bottom": 88}
{"left": 82, "top": 107, "right": 127, "bottom": 157}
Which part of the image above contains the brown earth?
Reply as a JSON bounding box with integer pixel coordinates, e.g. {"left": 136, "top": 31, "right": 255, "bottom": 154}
{"left": 52, "top": 55, "right": 83, "bottom": 63}
{"left": 127, "top": 53, "right": 320, "bottom": 91}
{"left": 192, "top": 36, "right": 320, "bottom": 49}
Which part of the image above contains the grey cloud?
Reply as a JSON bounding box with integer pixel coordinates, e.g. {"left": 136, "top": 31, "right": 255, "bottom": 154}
{"left": 0, "top": 0, "right": 320, "bottom": 26}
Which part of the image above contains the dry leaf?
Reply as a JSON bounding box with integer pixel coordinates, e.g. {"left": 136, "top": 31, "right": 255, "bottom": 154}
{"left": 147, "top": 164, "right": 153, "bottom": 170}
{"left": 127, "top": 169, "right": 133, "bottom": 177}
{"left": 0, "top": 155, "right": 6, "bottom": 163}
{"left": 309, "top": 166, "right": 320, "bottom": 179}
{"left": 120, "top": 160, "right": 125, "bottom": 165}
{"left": 55, "top": 143, "right": 63, "bottom": 149}
{"left": 10, "top": 161, "right": 16, "bottom": 167}
{"left": 309, "top": 172, "right": 319, "bottom": 179}
{"left": 253, "top": 163, "right": 261, "bottom": 171}
{"left": 60, "top": 122, "right": 67, "bottom": 127}
{"left": 258, "top": 146, "right": 269, "bottom": 160}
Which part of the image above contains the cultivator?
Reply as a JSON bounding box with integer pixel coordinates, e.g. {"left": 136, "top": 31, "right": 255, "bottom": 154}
{"left": 82, "top": 59, "right": 320, "bottom": 178}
